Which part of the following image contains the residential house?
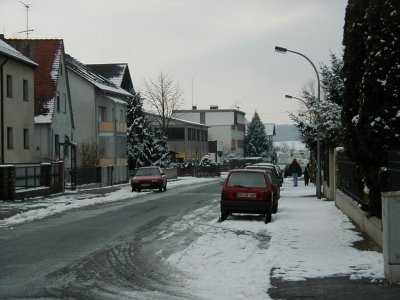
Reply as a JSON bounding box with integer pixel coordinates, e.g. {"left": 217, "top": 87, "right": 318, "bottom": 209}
{"left": 173, "top": 106, "right": 246, "bottom": 161}
{"left": 0, "top": 37, "right": 37, "bottom": 163}
{"left": 7, "top": 39, "right": 75, "bottom": 167}
{"left": 87, "top": 63, "right": 134, "bottom": 93}
{"left": 264, "top": 123, "right": 276, "bottom": 140}
{"left": 66, "top": 55, "right": 133, "bottom": 166}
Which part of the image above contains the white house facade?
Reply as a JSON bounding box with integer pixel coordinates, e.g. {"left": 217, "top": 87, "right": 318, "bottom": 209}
{"left": 66, "top": 54, "right": 133, "bottom": 166}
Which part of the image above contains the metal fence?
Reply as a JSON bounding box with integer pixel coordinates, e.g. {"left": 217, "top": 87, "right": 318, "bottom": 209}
{"left": 15, "top": 164, "right": 41, "bottom": 190}
{"left": 386, "top": 151, "right": 400, "bottom": 192}
{"left": 336, "top": 150, "right": 400, "bottom": 206}
{"left": 336, "top": 151, "right": 362, "bottom": 204}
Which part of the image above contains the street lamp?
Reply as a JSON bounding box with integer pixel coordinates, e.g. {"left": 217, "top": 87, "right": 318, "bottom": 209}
{"left": 285, "top": 94, "right": 309, "bottom": 108}
{"left": 275, "top": 46, "right": 322, "bottom": 199}
{"left": 285, "top": 94, "right": 312, "bottom": 122}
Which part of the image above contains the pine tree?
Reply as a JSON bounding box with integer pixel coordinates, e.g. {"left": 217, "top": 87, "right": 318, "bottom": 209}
{"left": 244, "top": 112, "right": 270, "bottom": 158}
{"left": 150, "top": 131, "right": 170, "bottom": 168}
{"left": 127, "top": 92, "right": 152, "bottom": 168}
{"left": 342, "top": 0, "right": 400, "bottom": 216}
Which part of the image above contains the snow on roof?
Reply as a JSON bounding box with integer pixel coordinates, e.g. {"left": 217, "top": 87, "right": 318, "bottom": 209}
{"left": 146, "top": 112, "right": 208, "bottom": 128}
{"left": 66, "top": 54, "right": 132, "bottom": 98}
{"left": 34, "top": 97, "right": 54, "bottom": 124}
{"left": 87, "top": 64, "right": 126, "bottom": 87}
{"left": 0, "top": 39, "right": 37, "bottom": 66}
{"left": 264, "top": 123, "right": 276, "bottom": 136}
{"left": 6, "top": 39, "right": 65, "bottom": 124}
{"left": 106, "top": 95, "right": 128, "bottom": 106}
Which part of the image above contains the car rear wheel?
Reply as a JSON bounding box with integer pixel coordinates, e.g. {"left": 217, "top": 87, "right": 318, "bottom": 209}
{"left": 272, "top": 200, "right": 278, "bottom": 214}
{"left": 159, "top": 186, "right": 162, "bottom": 192}
{"left": 265, "top": 212, "right": 272, "bottom": 224}
{"left": 219, "top": 211, "right": 228, "bottom": 222}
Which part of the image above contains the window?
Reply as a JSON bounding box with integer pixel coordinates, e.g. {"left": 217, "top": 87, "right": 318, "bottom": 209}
{"left": 23, "top": 79, "right": 29, "bottom": 101}
{"left": 98, "top": 106, "right": 106, "bottom": 121}
{"left": 56, "top": 93, "right": 60, "bottom": 112}
{"left": 188, "top": 128, "right": 192, "bottom": 141}
{"left": 120, "top": 109, "right": 124, "bottom": 122}
{"left": 197, "top": 129, "right": 200, "bottom": 141}
{"left": 63, "top": 93, "right": 67, "bottom": 114}
{"left": 24, "top": 129, "right": 29, "bottom": 149}
{"left": 7, "top": 127, "right": 13, "bottom": 149}
{"left": 55, "top": 134, "right": 60, "bottom": 156}
{"left": 200, "top": 112, "right": 205, "bottom": 124}
{"left": 6, "top": 75, "right": 13, "bottom": 98}
{"left": 168, "top": 127, "right": 185, "bottom": 140}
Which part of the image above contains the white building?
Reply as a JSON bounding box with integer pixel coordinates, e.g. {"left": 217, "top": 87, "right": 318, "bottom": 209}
{"left": 173, "top": 106, "right": 246, "bottom": 161}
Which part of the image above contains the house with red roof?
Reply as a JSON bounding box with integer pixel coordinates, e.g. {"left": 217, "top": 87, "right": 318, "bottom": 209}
{"left": 6, "top": 39, "right": 75, "bottom": 167}
{"left": 0, "top": 36, "right": 38, "bottom": 163}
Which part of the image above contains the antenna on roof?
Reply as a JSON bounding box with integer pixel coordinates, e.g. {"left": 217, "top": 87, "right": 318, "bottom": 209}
{"left": 18, "top": 1, "right": 34, "bottom": 39}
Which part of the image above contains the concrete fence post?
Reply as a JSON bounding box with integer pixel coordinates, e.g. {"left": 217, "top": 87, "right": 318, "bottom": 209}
{"left": 382, "top": 191, "right": 400, "bottom": 284}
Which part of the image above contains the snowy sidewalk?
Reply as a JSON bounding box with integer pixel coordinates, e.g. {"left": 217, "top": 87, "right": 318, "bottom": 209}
{"left": 165, "top": 180, "right": 400, "bottom": 300}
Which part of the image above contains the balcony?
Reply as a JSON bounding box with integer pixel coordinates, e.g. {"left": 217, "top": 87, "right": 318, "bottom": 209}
{"left": 98, "top": 121, "right": 127, "bottom": 133}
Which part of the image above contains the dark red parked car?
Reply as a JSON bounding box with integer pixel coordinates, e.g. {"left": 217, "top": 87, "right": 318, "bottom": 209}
{"left": 131, "top": 166, "right": 167, "bottom": 192}
{"left": 220, "top": 169, "right": 274, "bottom": 224}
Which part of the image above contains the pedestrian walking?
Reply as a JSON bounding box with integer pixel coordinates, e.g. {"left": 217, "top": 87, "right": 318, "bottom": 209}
{"left": 303, "top": 163, "right": 310, "bottom": 186}
{"left": 289, "top": 158, "right": 302, "bottom": 187}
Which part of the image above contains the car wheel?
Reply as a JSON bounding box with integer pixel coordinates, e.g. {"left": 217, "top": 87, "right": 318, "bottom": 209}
{"left": 219, "top": 211, "right": 228, "bottom": 222}
{"left": 137, "top": 189, "right": 141, "bottom": 193}
{"left": 272, "top": 200, "right": 278, "bottom": 214}
{"left": 159, "top": 186, "right": 163, "bottom": 192}
{"left": 265, "top": 211, "right": 272, "bottom": 223}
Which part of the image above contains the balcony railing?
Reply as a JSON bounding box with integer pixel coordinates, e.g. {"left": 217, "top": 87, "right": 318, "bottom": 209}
{"left": 98, "top": 121, "right": 127, "bottom": 133}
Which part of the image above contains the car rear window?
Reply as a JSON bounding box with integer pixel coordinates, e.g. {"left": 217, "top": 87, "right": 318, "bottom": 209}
{"left": 135, "top": 168, "right": 160, "bottom": 176}
{"left": 227, "top": 172, "right": 267, "bottom": 188}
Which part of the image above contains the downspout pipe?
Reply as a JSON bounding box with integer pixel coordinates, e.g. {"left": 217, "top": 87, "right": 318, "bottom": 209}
{"left": 0, "top": 57, "right": 9, "bottom": 164}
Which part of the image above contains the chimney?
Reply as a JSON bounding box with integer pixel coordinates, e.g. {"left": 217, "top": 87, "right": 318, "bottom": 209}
{"left": 210, "top": 105, "right": 218, "bottom": 110}
{"left": 0, "top": 34, "right": 5, "bottom": 41}
{"left": 192, "top": 105, "right": 197, "bottom": 110}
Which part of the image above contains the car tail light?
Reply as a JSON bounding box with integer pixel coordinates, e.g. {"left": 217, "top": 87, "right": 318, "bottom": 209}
{"left": 221, "top": 190, "right": 233, "bottom": 200}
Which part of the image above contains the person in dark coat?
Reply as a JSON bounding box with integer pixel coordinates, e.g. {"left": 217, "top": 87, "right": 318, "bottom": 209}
{"left": 288, "top": 158, "right": 302, "bottom": 186}
{"left": 303, "top": 163, "right": 310, "bottom": 186}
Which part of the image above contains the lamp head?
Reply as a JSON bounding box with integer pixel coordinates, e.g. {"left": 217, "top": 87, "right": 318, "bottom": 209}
{"left": 275, "top": 46, "right": 287, "bottom": 54}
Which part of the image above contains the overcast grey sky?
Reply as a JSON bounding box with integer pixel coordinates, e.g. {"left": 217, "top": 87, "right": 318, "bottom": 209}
{"left": 1, "top": 0, "right": 348, "bottom": 124}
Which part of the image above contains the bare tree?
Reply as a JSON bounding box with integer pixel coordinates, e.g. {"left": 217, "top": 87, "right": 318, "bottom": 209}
{"left": 78, "top": 142, "right": 104, "bottom": 168}
{"left": 141, "top": 72, "right": 184, "bottom": 136}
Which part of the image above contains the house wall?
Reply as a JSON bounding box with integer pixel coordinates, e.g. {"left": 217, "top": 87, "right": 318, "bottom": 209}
{"left": 1, "top": 58, "right": 35, "bottom": 163}
{"left": 50, "top": 52, "right": 74, "bottom": 166}
{"left": 96, "top": 94, "right": 127, "bottom": 166}
{"left": 67, "top": 70, "right": 96, "bottom": 145}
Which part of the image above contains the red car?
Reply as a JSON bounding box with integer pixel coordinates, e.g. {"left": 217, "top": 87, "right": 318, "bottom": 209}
{"left": 220, "top": 169, "right": 274, "bottom": 223}
{"left": 131, "top": 166, "right": 167, "bottom": 192}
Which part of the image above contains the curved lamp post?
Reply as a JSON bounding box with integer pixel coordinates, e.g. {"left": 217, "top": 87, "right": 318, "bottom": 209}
{"left": 285, "top": 94, "right": 309, "bottom": 108}
{"left": 285, "top": 94, "right": 312, "bottom": 122}
{"left": 275, "top": 46, "right": 322, "bottom": 199}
